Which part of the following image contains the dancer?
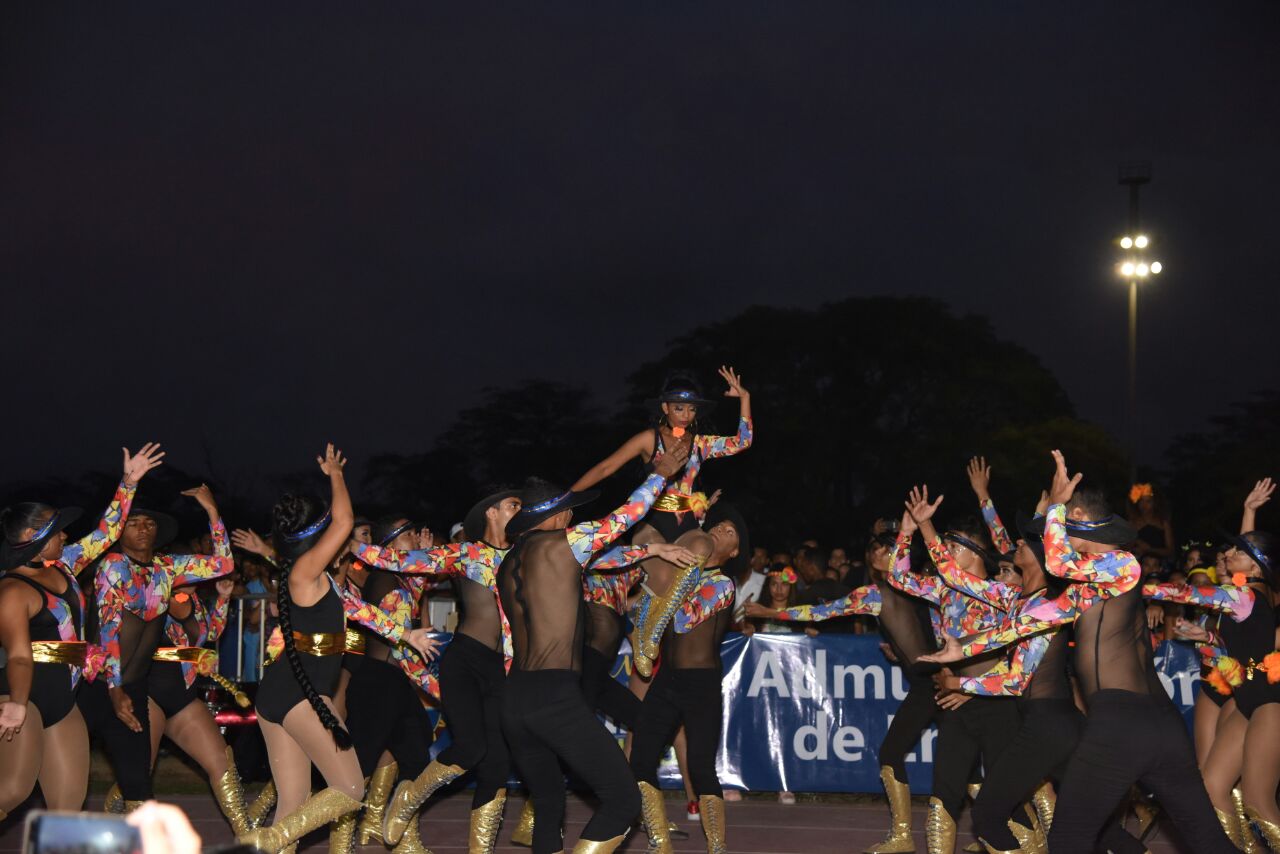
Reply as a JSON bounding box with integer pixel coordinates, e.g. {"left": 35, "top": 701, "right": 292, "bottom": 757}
{"left": 0, "top": 444, "right": 163, "bottom": 819}
{"left": 82, "top": 485, "right": 237, "bottom": 815}
{"left": 353, "top": 488, "right": 522, "bottom": 854}
{"left": 630, "top": 504, "right": 744, "bottom": 854}
{"left": 498, "top": 446, "right": 689, "bottom": 854}
{"left": 572, "top": 367, "right": 752, "bottom": 676}
{"left": 238, "top": 444, "right": 364, "bottom": 854}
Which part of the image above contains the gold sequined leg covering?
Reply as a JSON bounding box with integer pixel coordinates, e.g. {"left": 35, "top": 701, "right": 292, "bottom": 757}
{"left": 638, "top": 781, "right": 674, "bottom": 854}
{"left": 382, "top": 761, "right": 465, "bottom": 846}
{"left": 1032, "top": 783, "right": 1055, "bottom": 839}
{"left": 864, "top": 766, "right": 915, "bottom": 853}
{"left": 510, "top": 798, "right": 535, "bottom": 847}
{"left": 390, "top": 809, "right": 434, "bottom": 854}
{"left": 358, "top": 762, "right": 398, "bottom": 846}
{"left": 468, "top": 788, "right": 507, "bottom": 854}
{"left": 329, "top": 806, "right": 358, "bottom": 854}
{"left": 212, "top": 745, "right": 252, "bottom": 836}
{"left": 633, "top": 562, "right": 703, "bottom": 678}
{"left": 247, "top": 780, "right": 278, "bottom": 830}
{"left": 1233, "top": 788, "right": 1261, "bottom": 853}
{"left": 925, "top": 797, "right": 956, "bottom": 854}
{"left": 698, "top": 795, "right": 726, "bottom": 854}
{"left": 103, "top": 784, "right": 125, "bottom": 814}
{"left": 1007, "top": 818, "right": 1046, "bottom": 854}
{"left": 1245, "top": 806, "right": 1280, "bottom": 849}
{"left": 237, "top": 787, "right": 362, "bottom": 854}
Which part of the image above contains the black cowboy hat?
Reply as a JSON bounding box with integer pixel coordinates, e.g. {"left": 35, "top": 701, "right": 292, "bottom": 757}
{"left": 1013, "top": 511, "right": 1048, "bottom": 568}
{"left": 643, "top": 372, "right": 717, "bottom": 411}
{"left": 505, "top": 480, "right": 601, "bottom": 539}
{"left": 704, "top": 501, "right": 750, "bottom": 578}
{"left": 463, "top": 488, "right": 522, "bottom": 543}
{"left": 132, "top": 508, "right": 181, "bottom": 550}
{"left": 0, "top": 506, "right": 84, "bottom": 570}
{"left": 1020, "top": 508, "right": 1137, "bottom": 547}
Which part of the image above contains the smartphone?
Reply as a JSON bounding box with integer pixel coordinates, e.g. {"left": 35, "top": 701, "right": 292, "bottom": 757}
{"left": 23, "top": 811, "right": 143, "bottom": 854}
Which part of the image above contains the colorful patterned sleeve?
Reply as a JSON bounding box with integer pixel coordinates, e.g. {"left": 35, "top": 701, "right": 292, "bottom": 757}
{"left": 95, "top": 556, "right": 132, "bottom": 687}
{"left": 886, "top": 533, "right": 942, "bottom": 605}
{"left": 566, "top": 473, "right": 667, "bottom": 567}
{"left": 1142, "top": 582, "right": 1254, "bottom": 622}
{"left": 205, "top": 593, "right": 231, "bottom": 644}
{"left": 980, "top": 499, "right": 1014, "bottom": 555}
{"left": 341, "top": 588, "right": 407, "bottom": 643}
{"left": 695, "top": 415, "right": 754, "bottom": 461}
{"left": 353, "top": 542, "right": 465, "bottom": 575}
{"left": 773, "top": 584, "right": 882, "bottom": 622}
{"left": 62, "top": 480, "right": 137, "bottom": 575}
{"left": 952, "top": 587, "right": 1089, "bottom": 659}
{"left": 170, "top": 519, "right": 235, "bottom": 586}
{"left": 927, "top": 538, "right": 1019, "bottom": 612}
{"left": 583, "top": 567, "right": 645, "bottom": 614}
{"left": 958, "top": 633, "right": 1052, "bottom": 696}
{"left": 1043, "top": 504, "right": 1142, "bottom": 585}
{"left": 673, "top": 571, "right": 736, "bottom": 633}
{"left": 587, "top": 544, "right": 652, "bottom": 573}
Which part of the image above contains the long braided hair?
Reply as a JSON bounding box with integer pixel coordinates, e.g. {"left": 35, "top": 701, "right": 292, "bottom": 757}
{"left": 273, "top": 494, "right": 351, "bottom": 749}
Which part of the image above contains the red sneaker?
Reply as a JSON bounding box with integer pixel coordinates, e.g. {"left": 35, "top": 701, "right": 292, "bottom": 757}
{"left": 686, "top": 799, "right": 700, "bottom": 820}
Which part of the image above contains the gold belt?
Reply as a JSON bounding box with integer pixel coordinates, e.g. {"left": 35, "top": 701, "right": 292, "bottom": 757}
{"left": 153, "top": 646, "right": 215, "bottom": 666}
{"left": 291, "top": 631, "right": 347, "bottom": 657}
{"left": 345, "top": 627, "right": 365, "bottom": 655}
{"left": 30, "top": 640, "right": 87, "bottom": 666}
{"left": 653, "top": 492, "right": 707, "bottom": 514}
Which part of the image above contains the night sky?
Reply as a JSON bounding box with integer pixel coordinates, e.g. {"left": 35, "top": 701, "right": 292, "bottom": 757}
{"left": 3, "top": 3, "right": 1278, "bottom": 494}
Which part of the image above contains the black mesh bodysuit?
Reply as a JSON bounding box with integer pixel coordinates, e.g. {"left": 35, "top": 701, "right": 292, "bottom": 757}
{"left": 499, "top": 530, "right": 588, "bottom": 673}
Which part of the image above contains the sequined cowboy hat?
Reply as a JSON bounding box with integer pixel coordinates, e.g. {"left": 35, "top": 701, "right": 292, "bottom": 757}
{"left": 1021, "top": 509, "right": 1137, "bottom": 547}
{"left": 463, "top": 487, "right": 522, "bottom": 543}
{"left": 704, "top": 501, "right": 750, "bottom": 578}
{"left": 131, "top": 508, "right": 181, "bottom": 550}
{"left": 505, "top": 479, "right": 600, "bottom": 539}
{"left": 644, "top": 371, "right": 717, "bottom": 411}
{"left": 0, "top": 505, "right": 84, "bottom": 570}
{"left": 1220, "top": 530, "right": 1277, "bottom": 583}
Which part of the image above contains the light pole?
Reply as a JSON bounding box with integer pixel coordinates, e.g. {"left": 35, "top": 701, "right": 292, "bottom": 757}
{"left": 1116, "top": 162, "right": 1162, "bottom": 483}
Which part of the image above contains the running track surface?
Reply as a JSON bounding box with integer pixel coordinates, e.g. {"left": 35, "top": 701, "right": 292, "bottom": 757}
{"left": 0, "top": 789, "right": 1189, "bottom": 853}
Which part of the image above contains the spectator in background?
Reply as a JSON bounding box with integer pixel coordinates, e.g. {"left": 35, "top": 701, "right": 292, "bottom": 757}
{"left": 1128, "top": 483, "right": 1175, "bottom": 564}
{"left": 799, "top": 548, "right": 860, "bottom": 634}
{"left": 448, "top": 522, "right": 465, "bottom": 543}
{"left": 827, "top": 547, "right": 852, "bottom": 583}
{"left": 732, "top": 546, "right": 769, "bottom": 626}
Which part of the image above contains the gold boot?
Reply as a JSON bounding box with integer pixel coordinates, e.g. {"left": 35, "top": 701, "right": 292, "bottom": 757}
{"left": 468, "top": 788, "right": 507, "bottom": 854}
{"left": 639, "top": 781, "right": 673, "bottom": 854}
{"left": 1031, "top": 784, "right": 1055, "bottom": 838}
{"left": 238, "top": 787, "right": 362, "bottom": 854}
{"left": 864, "top": 766, "right": 915, "bottom": 853}
{"left": 103, "top": 784, "right": 125, "bottom": 814}
{"left": 391, "top": 809, "right": 434, "bottom": 854}
{"left": 510, "top": 798, "right": 535, "bottom": 847}
{"left": 123, "top": 801, "right": 146, "bottom": 815}
{"left": 1245, "top": 806, "right": 1280, "bottom": 849}
{"left": 247, "top": 780, "right": 278, "bottom": 830}
{"left": 329, "top": 808, "right": 358, "bottom": 854}
{"left": 1008, "top": 818, "right": 1046, "bottom": 854}
{"left": 1216, "top": 807, "right": 1245, "bottom": 850}
{"left": 358, "top": 762, "right": 398, "bottom": 845}
{"left": 572, "top": 835, "right": 627, "bottom": 853}
{"left": 699, "top": 795, "right": 727, "bottom": 854}
{"left": 382, "top": 760, "right": 465, "bottom": 846}
{"left": 633, "top": 563, "right": 703, "bottom": 678}
{"left": 925, "top": 797, "right": 956, "bottom": 854}
{"left": 1233, "top": 788, "right": 1260, "bottom": 853}
{"left": 213, "top": 746, "right": 252, "bottom": 836}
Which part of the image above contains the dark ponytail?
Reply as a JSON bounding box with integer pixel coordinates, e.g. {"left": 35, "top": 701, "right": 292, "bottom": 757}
{"left": 272, "top": 494, "right": 350, "bottom": 750}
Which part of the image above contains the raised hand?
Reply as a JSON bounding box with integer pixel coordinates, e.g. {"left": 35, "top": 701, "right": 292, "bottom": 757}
{"left": 905, "top": 485, "right": 944, "bottom": 524}
{"left": 966, "top": 456, "right": 993, "bottom": 502}
{"left": 231, "top": 528, "right": 272, "bottom": 558}
{"left": 719, "top": 365, "right": 748, "bottom": 398}
{"left": 180, "top": 484, "right": 219, "bottom": 519}
{"left": 651, "top": 440, "right": 691, "bottom": 479}
{"left": 1047, "top": 450, "right": 1083, "bottom": 507}
{"left": 416, "top": 528, "right": 435, "bottom": 549}
{"left": 122, "top": 442, "right": 166, "bottom": 486}
{"left": 317, "top": 443, "right": 347, "bottom": 477}
{"left": 1035, "top": 490, "right": 1050, "bottom": 516}
{"left": 647, "top": 542, "right": 701, "bottom": 568}
{"left": 1244, "top": 478, "right": 1275, "bottom": 513}
{"left": 898, "top": 508, "right": 918, "bottom": 538}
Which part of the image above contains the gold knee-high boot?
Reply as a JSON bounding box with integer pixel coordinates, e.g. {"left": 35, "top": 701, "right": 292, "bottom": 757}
{"left": 382, "top": 760, "right": 465, "bottom": 846}
{"left": 330, "top": 808, "right": 359, "bottom": 854}
{"left": 925, "top": 797, "right": 956, "bottom": 854}
{"left": 213, "top": 746, "right": 252, "bottom": 836}
{"left": 1245, "top": 805, "right": 1280, "bottom": 849}
{"left": 639, "top": 782, "right": 674, "bottom": 854}
{"left": 238, "top": 787, "right": 362, "bottom": 854}
{"left": 247, "top": 780, "right": 278, "bottom": 830}
{"left": 391, "top": 808, "right": 434, "bottom": 854}
{"left": 864, "top": 765, "right": 915, "bottom": 853}
{"left": 633, "top": 562, "right": 703, "bottom": 678}
{"left": 572, "top": 835, "right": 628, "bottom": 853}
{"left": 1007, "top": 818, "right": 1046, "bottom": 854}
{"left": 469, "top": 788, "right": 507, "bottom": 854}
{"left": 699, "top": 795, "right": 727, "bottom": 854}
{"left": 358, "top": 762, "right": 399, "bottom": 845}
{"left": 103, "top": 784, "right": 125, "bottom": 814}
{"left": 1031, "top": 783, "right": 1055, "bottom": 838}
{"left": 1216, "top": 805, "right": 1246, "bottom": 850}
{"left": 510, "top": 798, "right": 535, "bottom": 846}
{"left": 1233, "top": 788, "right": 1261, "bottom": 853}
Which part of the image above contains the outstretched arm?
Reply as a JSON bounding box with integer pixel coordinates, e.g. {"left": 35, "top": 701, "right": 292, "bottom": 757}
{"left": 566, "top": 472, "right": 668, "bottom": 566}
{"left": 1242, "top": 478, "right": 1274, "bottom": 534}
{"left": 353, "top": 541, "right": 467, "bottom": 575}
{"left": 1142, "top": 582, "right": 1254, "bottom": 622}
{"left": 955, "top": 634, "right": 1052, "bottom": 697}
{"left": 571, "top": 431, "right": 654, "bottom": 493}
{"left": 748, "top": 584, "right": 882, "bottom": 622}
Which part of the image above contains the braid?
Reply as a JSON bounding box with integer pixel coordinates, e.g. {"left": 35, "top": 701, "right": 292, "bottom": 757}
{"left": 277, "top": 561, "right": 352, "bottom": 749}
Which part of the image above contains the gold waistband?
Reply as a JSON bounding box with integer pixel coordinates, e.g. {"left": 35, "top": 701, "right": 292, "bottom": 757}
{"left": 153, "top": 647, "right": 215, "bottom": 666}
{"left": 291, "top": 631, "right": 347, "bottom": 657}
{"left": 653, "top": 492, "right": 707, "bottom": 514}
{"left": 30, "top": 641, "right": 87, "bottom": 666}
{"left": 345, "top": 627, "right": 365, "bottom": 654}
